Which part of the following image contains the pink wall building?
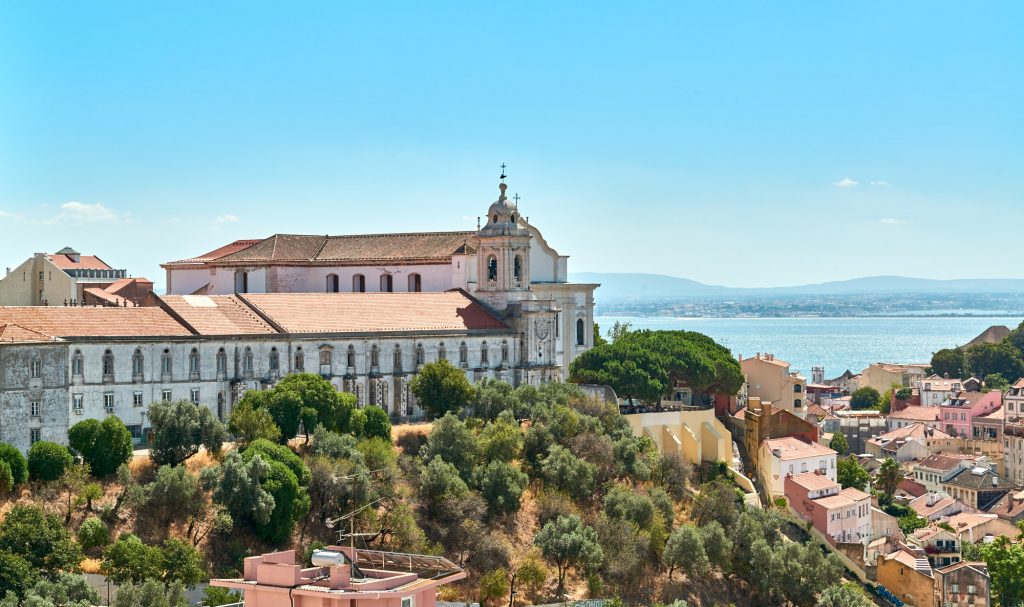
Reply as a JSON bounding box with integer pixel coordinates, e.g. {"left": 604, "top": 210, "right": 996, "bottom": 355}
{"left": 785, "top": 471, "right": 872, "bottom": 545}
{"left": 939, "top": 391, "right": 1001, "bottom": 439}
{"left": 210, "top": 546, "right": 465, "bottom": 607}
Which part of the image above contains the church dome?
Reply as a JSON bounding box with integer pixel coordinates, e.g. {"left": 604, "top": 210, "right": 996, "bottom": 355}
{"left": 481, "top": 183, "right": 526, "bottom": 236}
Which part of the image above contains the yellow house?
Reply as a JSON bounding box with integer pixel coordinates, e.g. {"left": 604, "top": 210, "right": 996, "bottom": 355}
{"left": 740, "top": 353, "right": 806, "bottom": 418}
{"left": 877, "top": 546, "right": 935, "bottom": 607}
{"left": 861, "top": 363, "right": 929, "bottom": 393}
{"left": 625, "top": 408, "right": 732, "bottom": 466}
{"left": 0, "top": 248, "right": 127, "bottom": 306}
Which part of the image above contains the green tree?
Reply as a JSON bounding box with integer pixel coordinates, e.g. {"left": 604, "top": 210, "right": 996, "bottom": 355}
{"left": 237, "top": 388, "right": 302, "bottom": 442}
{"left": 541, "top": 445, "right": 597, "bottom": 501}
{"left": 478, "top": 460, "right": 528, "bottom": 517}
{"left": 877, "top": 458, "right": 903, "bottom": 500}
{"left": 159, "top": 538, "right": 206, "bottom": 588}
{"left": 535, "top": 515, "right": 604, "bottom": 596}
{"left": 422, "top": 413, "right": 480, "bottom": 482}
{"left": 360, "top": 405, "right": 391, "bottom": 441}
{"left": 478, "top": 567, "right": 509, "bottom": 606}
{"left": 930, "top": 348, "right": 965, "bottom": 379}
{"left": 691, "top": 479, "right": 741, "bottom": 528}
{"left": 231, "top": 444, "right": 310, "bottom": 546}
{"left": 148, "top": 400, "right": 226, "bottom": 467}
{"left": 816, "top": 583, "right": 874, "bottom": 607}
{"left": 606, "top": 320, "right": 633, "bottom": 343}
{"left": 2, "top": 572, "right": 101, "bottom": 607}
{"left": 0, "top": 505, "right": 82, "bottom": 576}
{"left": 479, "top": 410, "right": 523, "bottom": 462}
{"left": 147, "top": 464, "right": 203, "bottom": 528}
{"left": 850, "top": 386, "right": 881, "bottom": 409}
{"left": 310, "top": 425, "right": 362, "bottom": 461}
{"left": 592, "top": 322, "right": 608, "bottom": 347}
{"left": 0, "top": 444, "right": 28, "bottom": 487}
{"left": 77, "top": 517, "right": 111, "bottom": 554}
{"left": 837, "top": 456, "right": 870, "bottom": 491}
{"left": 410, "top": 359, "right": 474, "bottom": 418}
{"left": 27, "top": 441, "right": 73, "bottom": 482}
{"left": 979, "top": 536, "right": 1024, "bottom": 607}
{"left": 111, "top": 579, "right": 188, "bottom": 607}
{"left": 227, "top": 400, "right": 281, "bottom": 447}
{"left": 966, "top": 341, "right": 1024, "bottom": 381}
{"left": 242, "top": 439, "right": 311, "bottom": 486}
{"left": 698, "top": 521, "right": 732, "bottom": 572}
{"left": 68, "top": 416, "right": 134, "bottom": 477}
{"left": 569, "top": 342, "right": 669, "bottom": 405}
{"left": 984, "top": 373, "right": 1010, "bottom": 391}
{"left": 664, "top": 524, "right": 708, "bottom": 580}
{"left": 0, "top": 461, "right": 13, "bottom": 497}
{"left": 101, "top": 534, "right": 163, "bottom": 584}
{"left": 603, "top": 484, "right": 656, "bottom": 529}
{"left": 274, "top": 373, "right": 355, "bottom": 435}
{"left": 473, "top": 378, "right": 521, "bottom": 421}
{"left": 201, "top": 587, "right": 240, "bottom": 607}
{"left": 0, "top": 551, "right": 34, "bottom": 600}
{"left": 828, "top": 431, "right": 849, "bottom": 455}
{"left": 205, "top": 451, "right": 275, "bottom": 532}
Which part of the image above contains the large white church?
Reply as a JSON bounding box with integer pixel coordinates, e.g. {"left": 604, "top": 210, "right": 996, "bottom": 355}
{"left": 0, "top": 180, "right": 598, "bottom": 452}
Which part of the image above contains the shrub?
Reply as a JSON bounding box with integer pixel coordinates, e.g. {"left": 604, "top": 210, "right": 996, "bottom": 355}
{"left": 0, "top": 443, "right": 28, "bottom": 487}
{"left": 360, "top": 405, "right": 392, "bottom": 441}
{"left": 27, "top": 441, "right": 73, "bottom": 482}
{"left": 68, "top": 417, "right": 133, "bottom": 476}
{"left": 78, "top": 517, "right": 111, "bottom": 553}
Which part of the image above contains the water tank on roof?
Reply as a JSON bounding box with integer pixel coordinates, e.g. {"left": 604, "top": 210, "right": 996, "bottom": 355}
{"left": 311, "top": 550, "right": 346, "bottom": 568}
{"left": 971, "top": 466, "right": 988, "bottom": 476}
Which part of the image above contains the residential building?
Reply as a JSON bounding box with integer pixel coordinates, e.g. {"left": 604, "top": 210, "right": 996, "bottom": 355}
{"left": 913, "top": 453, "right": 977, "bottom": 494}
{"left": 934, "top": 561, "right": 992, "bottom": 607}
{"left": 865, "top": 423, "right": 957, "bottom": 463}
{"left": 161, "top": 181, "right": 598, "bottom": 377}
{"left": 940, "top": 391, "right": 1002, "bottom": 439}
{"left": 887, "top": 405, "right": 941, "bottom": 432}
{"left": 907, "top": 492, "right": 970, "bottom": 522}
{"left": 0, "top": 248, "right": 130, "bottom": 306}
{"left": 827, "top": 409, "right": 888, "bottom": 455}
{"left": 942, "top": 467, "right": 1013, "bottom": 510}
{"left": 743, "top": 399, "right": 819, "bottom": 474}
{"left": 939, "top": 511, "right": 1018, "bottom": 543}
{"left": 210, "top": 546, "right": 465, "bottom": 607}
{"left": 918, "top": 374, "right": 963, "bottom": 407}
{"left": 81, "top": 277, "right": 158, "bottom": 307}
{"left": 861, "top": 363, "right": 929, "bottom": 393}
{"left": 908, "top": 525, "right": 961, "bottom": 568}
{"left": 784, "top": 471, "right": 872, "bottom": 544}
{"left": 983, "top": 490, "right": 1024, "bottom": 524}
{"left": 876, "top": 545, "right": 935, "bottom": 607}
{"left": 740, "top": 353, "right": 807, "bottom": 418}
{"left": 1004, "top": 377, "right": 1024, "bottom": 418}
{"left": 758, "top": 436, "right": 837, "bottom": 498}
{"left": 1003, "top": 415, "right": 1024, "bottom": 485}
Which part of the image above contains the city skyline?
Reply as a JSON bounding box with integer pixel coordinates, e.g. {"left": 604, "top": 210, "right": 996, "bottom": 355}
{"left": 1, "top": 2, "right": 1021, "bottom": 290}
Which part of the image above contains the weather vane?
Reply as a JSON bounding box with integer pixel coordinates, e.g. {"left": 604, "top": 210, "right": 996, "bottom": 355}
{"left": 499, "top": 163, "right": 507, "bottom": 182}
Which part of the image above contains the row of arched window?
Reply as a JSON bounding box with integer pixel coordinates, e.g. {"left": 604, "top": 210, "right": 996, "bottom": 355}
{"left": 485, "top": 255, "right": 525, "bottom": 283}
{"left": 325, "top": 273, "right": 422, "bottom": 293}
{"left": 314, "top": 340, "right": 510, "bottom": 371}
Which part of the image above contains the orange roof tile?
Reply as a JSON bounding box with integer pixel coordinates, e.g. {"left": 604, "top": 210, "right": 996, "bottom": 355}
{"left": 161, "top": 295, "right": 278, "bottom": 335}
{"left": 887, "top": 406, "right": 940, "bottom": 422}
{"left": 0, "top": 307, "right": 191, "bottom": 338}
{"left": 788, "top": 471, "right": 840, "bottom": 492}
{"left": 239, "top": 291, "right": 508, "bottom": 334}
{"left": 48, "top": 254, "right": 112, "bottom": 270}
{"left": 83, "top": 288, "right": 138, "bottom": 307}
{"left": 763, "top": 437, "right": 836, "bottom": 461}
{"left": 815, "top": 487, "right": 871, "bottom": 509}
{"left": 164, "top": 239, "right": 264, "bottom": 266}
{"left": 210, "top": 232, "right": 477, "bottom": 266}
{"left": 0, "top": 323, "right": 54, "bottom": 342}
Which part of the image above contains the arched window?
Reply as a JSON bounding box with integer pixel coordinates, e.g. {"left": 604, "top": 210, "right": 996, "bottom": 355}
{"left": 217, "top": 391, "right": 225, "bottom": 422}
{"left": 492, "top": 214, "right": 498, "bottom": 223}
{"left": 216, "top": 348, "right": 227, "bottom": 375}
{"left": 576, "top": 319, "right": 585, "bottom": 346}
{"left": 235, "top": 270, "right": 248, "bottom": 293}
{"left": 72, "top": 350, "right": 83, "bottom": 376}
{"left": 501, "top": 340, "right": 509, "bottom": 363}
{"left": 326, "top": 274, "right": 339, "bottom": 292}
{"left": 294, "top": 347, "right": 304, "bottom": 371}
{"left": 243, "top": 347, "right": 254, "bottom": 375}
{"left": 794, "top": 384, "right": 803, "bottom": 393}
{"left": 408, "top": 273, "right": 422, "bottom": 292}
{"left": 487, "top": 256, "right": 498, "bottom": 282}
{"left": 394, "top": 345, "right": 403, "bottom": 372}
{"left": 102, "top": 349, "right": 115, "bottom": 380}
{"left": 347, "top": 345, "right": 356, "bottom": 368}
{"left": 438, "top": 342, "right": 447, "bottom": 361}
{"left": 459, "top": 341, "right": 468, "bottom": 367}
{"left": 269, "top": 347, "right": 280, "bottom": 371}
{"left": 353, "top": 274, "right": 366, "bottom": 292}
{"left": 161, "top": 348, "right": 172, "bottom": 375}
{"left": 416, "top": 344, "right": 425, "bottom": 367}
{"left": 189, "top": 348, "right": 200, "bottom": 376}
{"left": 513, "top": 255, "right": 522, "bottom": 283}
{"left": 481, "top": 341, "right": 489, "bottom": 365}
{"left": 319, "top": 346, "right": 332, "bottom": 367}
{"left": 380, "top": 274, "right": 393, "bottom": 292}
{"left": 132, "top": 348, "right": 144, "bottom": 377}
{"left": 370, "top": 345, "right": 379, "bottom": 368}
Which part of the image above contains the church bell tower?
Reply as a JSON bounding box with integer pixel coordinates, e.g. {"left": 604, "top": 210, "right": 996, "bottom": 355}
{"left": 475, "top": 180, "right": 533, "bottom": 310}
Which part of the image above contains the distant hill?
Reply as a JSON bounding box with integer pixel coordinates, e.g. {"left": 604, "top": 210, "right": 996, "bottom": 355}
{"left": 570, "top": 272, "right": 1024, "bottom": 301}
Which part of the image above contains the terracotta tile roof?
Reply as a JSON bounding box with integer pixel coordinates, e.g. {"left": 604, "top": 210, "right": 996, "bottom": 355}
{"left": 984, "top": 490, "right": 1024, "bottom": 519}
{"left": 239, "top": 290, "right": 509, "bottom": 334}
{"left": 943, "top": 512, "right": 1003, "bottom": 533}
{"left": 0, "top": 307, "right": 191, "bottom": 338}
{"left": 935, "top": 561, "right": 987, "bottom": 575}
{"left": 916, "top": 453, "right": 973, "bottom": 472}
{"left": 788, "top": 471, "right": 840, "bottom": 492}
{"left": 899, "top": 478, "right": 928, "bottom": 498}
{"left": 908, "top": 493, "right": 957, "bottom": 518}
{"left": 763, "top": 437, "right": 836, "bottom": 461}
{"left": 164, "top": 239, "right": 264, "bottom": 266}
{"left": 886, "top": 548, "right": 933, "bottom": 575}
{"left": 48, "top": 254, "right": 112, "bottom": 270}
{"left": 83, "top": 288, "right": 138, "bottom": 307}
{"left": 887, "top": 406, "right": 940, "bottom": 422}
{"left": 911, "top": 524, "right": 955, "bottom": 543}
{"left": 867, "top": 423, "right": 951, "bottom": 446}
{"left": 205, "top": 232, "right": 478, "bottom": 266}
{"left": 161, "top": 295, "right": 278, "bottom": 335}
{"left": 815, "top": 487, "right": 871, "bottom": 509}
{"left": 941, "top": 390, "right": 1001, "bottom": 409}
{"left": 0, "top": 323, "right": 54, "bottom": 342}
{"left": 743, "top": 354, "right": 790, "bottom": 368}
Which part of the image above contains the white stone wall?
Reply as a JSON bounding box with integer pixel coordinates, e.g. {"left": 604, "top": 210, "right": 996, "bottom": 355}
{"left": 0, "top": 343, "right": 70, "bottom": 452}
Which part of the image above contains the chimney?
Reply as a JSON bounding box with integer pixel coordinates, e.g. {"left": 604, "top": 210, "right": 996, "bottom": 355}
{"left": 738, "top": 354, "right": 743, "bottom": 362}
{"left": 944, "top": 373, "right": 950, "bottom": 379}
{"left": 757, "top": 352, "right": 761, "bottom": 359}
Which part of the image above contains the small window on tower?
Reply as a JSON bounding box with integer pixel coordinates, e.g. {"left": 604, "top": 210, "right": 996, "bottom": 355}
{"left": 487, "top": 256, "right": 497, "bottom": 282}
{"left": 514, "top": 255, "right": 522, "bottom": 283}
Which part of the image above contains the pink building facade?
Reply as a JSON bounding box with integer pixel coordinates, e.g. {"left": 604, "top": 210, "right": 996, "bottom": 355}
{"left": 785, "top": 471, "right": 872, "bottom": 545}
{"left": 210, "top": 547, "right": 465, "bottom": 607}
{"left": 940, "top": 391, "right": 1001, "bottom": 439}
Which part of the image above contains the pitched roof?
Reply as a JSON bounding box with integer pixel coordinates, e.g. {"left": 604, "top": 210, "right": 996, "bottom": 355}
{"left": 886, "top": 548, "right": 933, "bottom": 576}
{"left": 0, "top": 323, "right": 54, "bottom": 342}
{"left": 815, "top": 487, "right": 870, "bottom": 509}
{"left": 48, "top": 253, "right": 112, "bottom": 270}
{"left": 935, "top": 561, "right": 988, "bottom": 576}
{"left": 160, "top": 295, "right": 278, "bottom": 335}
{"left": 941, "top": 390, "right": 1001, "bottom": 409}
{"left": 868, "top": 423, "right": 952, "bottom": 446}
{"left": 83, "top": 288, "right": 137, "bottom": 307}
{"left": 887, "top": 406, "right": 940, "bottom": 422}
{"left": 916, "top": 453, "right": 973, "bottom": 472}
{"left": 239, "top": 291, "right": 510, "bottom": 334}
{"left": 919, "top": 374, "right": 962, "bottom": 391}
{"left": 943, "top": 512, "right": 1004, "bottom": 533}
{"left": 961, "top": 325, "right": 1012, "bottom": 349}
{"left": 164, "top": 239, "right": 264, "bottom": 266}
{"left": 787, "top": 471, "right": 840, "bottom": 492}
{"left": 206, "top": 232, "right": 478, "bottom": 266}
{"left": 944, "top": 467, "right": 1013, "bottom": 492}
{"left": 908, "top": 493, "right": 957, "bottom": 518}
{"left": 743, "top": 354, "right": 790, "bottom": 368}
{"left": 0, "top": 307, "right": 191, "bottom": 338}
{"left": 899, "top": 478, "right": 928, "bottom": 498}
{"left": 762, "top": 437, "right": 836, "bottom": 461}
{"left": 984, "top": 490, "right": 1024, "bottom": 519}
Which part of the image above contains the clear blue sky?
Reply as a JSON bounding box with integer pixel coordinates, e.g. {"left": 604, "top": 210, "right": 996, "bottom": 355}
{"left": 1, "top": 2, "right": 1021, "bottom": 291}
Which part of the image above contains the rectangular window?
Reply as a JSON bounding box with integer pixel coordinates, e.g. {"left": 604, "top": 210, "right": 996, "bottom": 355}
{"left": 72, "top": 394, "right": 83, "bottom": 413}
{"left": 162, "top": 389, "right": 172, "bottom": 401}
{"left": 127, "top": 424, "right": 143, "bottom": 440}
{"left": 30, "top": 401, "right": 40, "bottom": 417}
{"left": 104, "top": 393, "right": 115, "bottom": 413}
{"left": 30, "top": 360, "right": 41, "bottom": 379}
{"left": 133, "top": 392, "right": 143, "bottom": 407}
{"left": 401, "top": 597, "right": 414, "bottom": 607}
{"left": 30, "top": 429, "right": 40, "bottom": 445}
{"left": 190, "top": 388, "right": 200, "bottom": 404}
